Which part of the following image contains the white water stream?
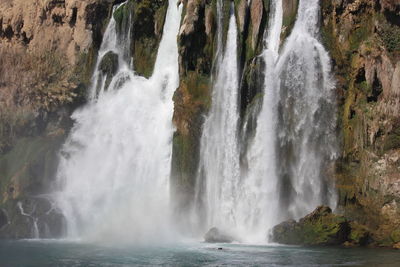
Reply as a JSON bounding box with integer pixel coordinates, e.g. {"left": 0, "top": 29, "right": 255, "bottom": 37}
{"left": 196, "top": 0, "right": 337, "bottom": 243}
{"left": 274, "top": 0, "right": 337, "bottom": 220}
{"left": 196, "top": 3, "right": 241, "bottom": 235}
{"left": 56, "top": 0, "right": 182, "bottom": 243}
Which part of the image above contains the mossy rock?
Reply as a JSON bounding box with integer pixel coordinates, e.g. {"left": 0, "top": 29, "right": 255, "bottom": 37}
{"left": 348, "top": 221, "right": 371, "bottom": 246}
{"left": 390, "top": 229, "right": 400, "bottom": 243}
{"left": 113, "top": 0, "right": 168, "bottom": 78}
{"left": 114, "top": 3, "right": 131, "bottom": 34}
{"left": 383, "top": 125, "right": 400, "bottom": 151}
{"left": 98, "top": 51, "right": 119, "bottom": 91}
{"left": 272, "top": 206, "right": 351, "bottom": 246}
{"left": 0, "top": 132, "right": 66, "bottom": 205}
{"left": 0, "top": 197, "right": 64, "bottom": 239}
{"left": 99, "top": 51, "right": 119, "bottom": 75}
{"left": 0, "top": 132, "right": 65, "bottom": 238}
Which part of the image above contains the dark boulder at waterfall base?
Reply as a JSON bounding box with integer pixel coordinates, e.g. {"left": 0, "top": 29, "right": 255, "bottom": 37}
{"left": 204, "top": 227, "right": 235, "bottom": 243}
{"left": 272, "top": 206, "right": 354, "bottom": 246}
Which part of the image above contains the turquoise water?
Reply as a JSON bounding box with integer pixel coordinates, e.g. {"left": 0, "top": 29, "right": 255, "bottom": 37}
{"left": 1, "top": 241, "right": 400, "bottom": 266}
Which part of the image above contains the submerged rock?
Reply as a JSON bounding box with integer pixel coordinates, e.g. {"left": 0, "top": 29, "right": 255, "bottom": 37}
{"left": 272, "top": 206, "right": 352, "bottom": 246}
{"left": 204, "top": 227, "right": 234, "bottom": 243}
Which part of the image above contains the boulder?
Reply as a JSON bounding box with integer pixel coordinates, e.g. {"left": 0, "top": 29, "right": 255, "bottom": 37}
{"left": 98, "top": 51, "right": 119, "bottom": 91}
{"left": 99, "top": 51, "right": 119, "bottom": 77}
{"left": 204, "top": 227, "right": 235, "bottom": 243}
{"left": 272, "top": 206, "right": 352, "bottom": 246}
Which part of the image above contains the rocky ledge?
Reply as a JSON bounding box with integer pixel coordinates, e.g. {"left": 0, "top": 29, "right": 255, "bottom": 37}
{"left": 272, "top": 206, "right": 374, "bottom": 247}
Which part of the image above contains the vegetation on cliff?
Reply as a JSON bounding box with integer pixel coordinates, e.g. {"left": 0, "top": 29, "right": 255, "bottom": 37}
{"left": 321, "top": 0, "right": 400, "bottom": 248}
{"left": 0, "top": 0, "right": 114, "bottom": 238}
{"left": 272, "top": 206, "right": 376, "bottom": 247}
{"left": 113, "top": 0, "right": 168, "bottom": 77}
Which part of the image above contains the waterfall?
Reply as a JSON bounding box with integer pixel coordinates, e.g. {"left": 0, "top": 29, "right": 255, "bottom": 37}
{"left": 244, "top": 0, "right": 337, "bottom": 241}
{"left": 88, "top": 2, "right": 134, "bottom": 100}
{"left": 55, "top": 0, "right": 182, "bottom": 243}
{"left": 275, "top": 0, "right": 337, "bottom": 220}
{"left": 17, "top": 202, "right": 39, "bottom": 239}
{"left": 195, "top": 3, "right": 241, "bottom": 235}
{"left": 239, "top": 0, "right": 284, "bottom": 242}
{"left": 196, "top": 0, "right": 337, "bottom": 243}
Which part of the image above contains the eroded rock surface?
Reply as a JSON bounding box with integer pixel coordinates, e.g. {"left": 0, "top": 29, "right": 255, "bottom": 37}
{"left": 0, "top": 0, "right": 114, "bottom": 239}
{"left": 321, "top": 0, "right": 400, "bottom": 248}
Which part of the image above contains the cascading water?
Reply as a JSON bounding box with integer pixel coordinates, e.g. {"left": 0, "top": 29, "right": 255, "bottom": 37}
{"left": 17, "top": 202, "right": 39, "bottom": 239}
{"left": 195, "top": 3, "right": 241, "bottom": 235}
{"left": 244, "top": 0, "right": 337, "bottom": 241}
{"left": 238, "top": 0, "right": 284, "bottom": 242}
{"left": 88, "top": 4, "right": 125, "bottom": 100}
{"left": 196, "top": 0, "right": 337, "bottom": 243}
{"left": 55, "top": 0, "right": 182, "bottom": 243}
{"left": 274, "top": 0, "right": 337, "bottom": 220}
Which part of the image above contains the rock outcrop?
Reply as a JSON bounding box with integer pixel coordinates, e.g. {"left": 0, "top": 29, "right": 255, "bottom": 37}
{"left": 171, "top": 0, "right": 215, "bottom": 221}
{"left": 113, "top": 0, "right": 168, "bottom": 77}
{"left": 0, "top": 0, "right": 115, "bottom": 239}
{"left": 272, "top": 206, "right": 372, "bottom": 246}
{"left": 321, "top": 0, "right": 400, "bottom": 248}
{"left": 0, "top": 0, "right": 115, "bottom": 153}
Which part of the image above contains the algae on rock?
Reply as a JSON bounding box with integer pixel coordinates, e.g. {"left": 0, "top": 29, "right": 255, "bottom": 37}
{"left": 321, "top": 0, "right": 400, "bottom": 248}
{"left": 114, "top": 0, "right": 169, "bottom": 78}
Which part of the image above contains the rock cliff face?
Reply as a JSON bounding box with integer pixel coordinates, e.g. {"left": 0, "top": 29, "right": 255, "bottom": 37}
{"left": 321, "top": 0, "right": 400, "bottom": 247}
{"left": 0, "top": 0, "right": 113, "bottom": 153}
{"left": 113, "top": 0, "right": 168, "bottom": 77}
{"left": 0, "top": 0, "right": 115, "bottom": 238}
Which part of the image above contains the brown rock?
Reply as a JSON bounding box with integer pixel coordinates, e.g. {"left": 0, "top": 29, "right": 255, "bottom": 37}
{"left": 179, "top": 0, "right": 201, "bottom": 37}
{"left": 0, "top": 0, "right": 113, "bottom": 152}
{"left": 250, "top": 0, "right": 263, "bottom": 49}
{"left": 380, "top": 0, "right": 400, "bottom": 13}
{"left": 205, "top": 6, "right": 215, "bottom": 37}
{"left": 237, "top": 0, "right": 248, "bottom": 35}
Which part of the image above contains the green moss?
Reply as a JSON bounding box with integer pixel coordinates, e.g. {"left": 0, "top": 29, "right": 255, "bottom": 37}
{"left": 155, "top": 2, "right": 168, "bottom": 33}
{"left": 131, "top": 0, "right": 168, "bottom": 78}
{"left": 272, "top": 206, "right": 351, "bottom": 246}
{"left": 221, "top": 0, "right": 232, "bottom": 49}
{"left": 349, "top": 17, "right": 374, "bottom": 52}
{"left": 112, "top": 0, "right": 168, "bottom": 78}
{"left": 184, "top": 72, "right": 211, "bottom": 110}
{"left": 390, "top": 229, "right": 400, "bottom": 243}
{"left": 172, "top": 133, "right": 196, "bottom": 186}
{"left": 98, "top": 51, "right": 119, "bottom": 91}
{"left": 113, "top": 2, "right": 131, "bottom": 29}
{"left": 384, "top": 134, "right": 400, "bottom": 151}
{"left": 0, "top": 134, "right": 65, "bottom": 204}
{"left": 349, "top": 222, "right": 370, "bottom": 245}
